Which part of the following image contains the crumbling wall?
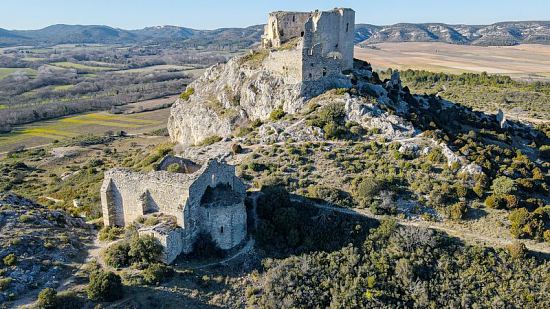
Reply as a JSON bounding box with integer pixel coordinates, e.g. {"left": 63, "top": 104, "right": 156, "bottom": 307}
{"left": 262, "top": 46, "right": 304, "bottom": 83}
{"left": 101, "top": 159, "right": 248, "bottom": 264}
{"left": 262, "top": 12, "right": 311, "bottom": 48}
{"left": 101, "top": 169, "right": 194, "bottom": 227}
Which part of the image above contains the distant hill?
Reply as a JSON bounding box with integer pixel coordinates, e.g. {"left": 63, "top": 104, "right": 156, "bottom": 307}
{"left": 355, "top": 21, "right": 550, "bottom": 46}
{"left": 0, "top": 21, "right": 549, "bottom": 47}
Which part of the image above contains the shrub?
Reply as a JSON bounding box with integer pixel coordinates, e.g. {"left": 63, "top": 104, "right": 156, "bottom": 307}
{"left": 269, "top": 107, "right": 286, "bottom": 121}
{"left": 484, "top": 194, "right": 504, "bottom": 209}
{"left": 307, "top": 185, "right": 353, "bottom": 208}
{"left": 128, "top": 235, "right": 163, "bottom": 265}
{"left": 197, "top": 135, "right": 222, "bottom": 146}
{"left": 544, "top": 230, "right": 550, "bottom": 243}
{"left": 36, "top": 288, "right": 57, "bottom": 309}
{"left": 19, "top": 214, "right": 34, "bottom": 223}
{"left": 491, "top": 176, "right": 516, "bottom": 195}
{"left": 509, "top": 208, "right": 530, "bottom": 238}
{"left": 0, "top": 277, "right": 12, "bottom": 291}
{"left": 179, "top": 87, "right": 194, "bottom": 101}
{"left": 507, "top": 241, "right": 527, "bottom": 259}
{"left": 426, "top": 148, "right": 446, "bottom": 164}
{"left": 167, "top": 163, "right": 182, "bottom": 173}
{"left": 87, "top": 270, "right": 123, "bottom": 302}
{"left": 3, "top": 253, "right": 17, "bottom": 266}
{"left": 449, "top": 202, "right": 467, "bottom": 220}
{"left": 103, "top": 241, "right": 131, "bottom": 268}
{"left": 141, "top": 263, "right": 173, "bottom": 285}
{"left": 354, "top": 178, "right": 383, "bottom": 202}
{"left": 98, "top": 226, "right": 123, "bottom": 241}
{"left": 55, "top": 291, "right": 86, "bottom": 309}
{"left": 143, "top": 216, "right": 160, "bottom": 226}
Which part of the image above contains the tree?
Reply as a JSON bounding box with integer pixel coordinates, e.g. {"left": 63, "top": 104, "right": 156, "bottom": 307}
{"left": 128, "top": 235, "right": 163, "bottom": 265}
{"left": 36, "top": 288, "right": 57, "bottom": 309}
{"left": 87, "top": 270, "right": 123, "bottom": 302}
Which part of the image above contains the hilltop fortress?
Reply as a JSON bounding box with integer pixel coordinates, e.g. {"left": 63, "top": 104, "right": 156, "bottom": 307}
{"left": 260, "top": 9, "right": 355, "bottom": 94}
{"left": 167, "top": 8, "right": 358, "bottom": 146}
{"left": 102, "top": 9, "right": 360, "bottom": 263}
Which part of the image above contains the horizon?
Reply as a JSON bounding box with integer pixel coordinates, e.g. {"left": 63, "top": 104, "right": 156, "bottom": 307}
{"left": 1, "top": 0, "right": 549, "bottom": 31}
{"left": 3, "top": 19, "right": 550, "bottom": 32}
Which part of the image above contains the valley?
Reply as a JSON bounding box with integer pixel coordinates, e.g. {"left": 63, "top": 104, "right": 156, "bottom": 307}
{"left": 0, "top": 6, "right": 549, "bottom": 309}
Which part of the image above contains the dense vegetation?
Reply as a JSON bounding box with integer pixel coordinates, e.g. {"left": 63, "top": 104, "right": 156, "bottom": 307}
{"left": 0, "top": 44, "right": 237, "bottom": 127}
{"left": 395, "top": 69, "right": 550, "bottom": 120}
{"left": 250, "top": 219, "right": 550, "bottom": 308}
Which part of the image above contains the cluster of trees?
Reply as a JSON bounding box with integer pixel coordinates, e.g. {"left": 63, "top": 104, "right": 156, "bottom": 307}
{"left": 0, "top": 42, "right": 240, "bottom": 127}
{"left": 306, "top": 100, "right": 364, "bottom": 139}
{"left": 254, "top": 184, "right": 376, "bottom": 257}
{"left": 250, "top": 219, "right": 550, "bottom": 308}
{"left": 0, "top": 66, "right": 190, "bottom": 126}
{"left": 396, "top": 69, "right": 550, "bottom": 120}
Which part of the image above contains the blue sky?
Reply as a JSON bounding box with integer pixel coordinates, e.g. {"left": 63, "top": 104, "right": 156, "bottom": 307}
{"left": 1, "top": 0, "right": 549, "bottom": 30}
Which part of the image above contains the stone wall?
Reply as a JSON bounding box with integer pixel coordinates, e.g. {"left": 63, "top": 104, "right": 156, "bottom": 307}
{"left": 262, "top": 46, "right": 304, "bottom": 83}
{"left": 262, "top": 12, "right": 311, "bottom": 48}
{"left": 101, "top": 169, "right": 194, "bottom": 227}
{"left": 261, "top": 8, "right": 355, "bottom": 97}
{"left": 100, "top": 159, "right": 248, "bottom": 263}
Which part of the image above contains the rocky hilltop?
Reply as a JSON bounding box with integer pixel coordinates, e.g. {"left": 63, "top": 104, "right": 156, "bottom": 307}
{"left": 0, "top": 193, "right": 93, "bottom": 303}
{"left": 168, "top": 52, "right": 306, "bottom": 145}
{"left": 168, "top": 45, "right": 546, "bottom": 176}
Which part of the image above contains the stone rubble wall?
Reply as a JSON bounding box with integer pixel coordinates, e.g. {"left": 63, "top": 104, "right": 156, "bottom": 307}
{"left": 262, "top": 12, "right": 312, "bottom": 48}
{"left": 101, "top": 159, "right": 248, "bottom": 263}
{"left": 101, "top": 169, "right": 194, "bottom": 227}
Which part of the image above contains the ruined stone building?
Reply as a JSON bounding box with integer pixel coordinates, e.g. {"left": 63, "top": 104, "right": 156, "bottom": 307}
{"left": 261, "top": 8, "right": 355, "bottom": 95}
{"left": 100, "top": 159, "right": 247, "bottom": 264}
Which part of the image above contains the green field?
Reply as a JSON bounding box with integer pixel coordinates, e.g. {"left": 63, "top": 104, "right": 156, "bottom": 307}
{"left": 0, "top": 108, "right": 169, "bottom": 153}
{"left": 51, "top": 61, "right": 116, "bottom": 71}
{"left": 52, "top": 84, "right": 75, "bottom": 91}
{"left": 0, "top": 68, "right": 37, "bottom": 80}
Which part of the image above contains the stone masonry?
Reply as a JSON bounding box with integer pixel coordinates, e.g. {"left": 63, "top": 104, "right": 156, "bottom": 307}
{"left": 100, "top": 158, "right": 247, "bottom": 264}
{"left": 261, "top": 8, "right": 355, "bottom": 96}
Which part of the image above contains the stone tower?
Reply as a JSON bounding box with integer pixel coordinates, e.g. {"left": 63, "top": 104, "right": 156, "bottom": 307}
{"left": 260, "top": 8, "right": 355, "bottom": 95}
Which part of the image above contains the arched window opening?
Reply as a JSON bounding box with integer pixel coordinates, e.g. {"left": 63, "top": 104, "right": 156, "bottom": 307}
{"left": 308, "top": 73, "right": 312, "bottom": 79}
{"left": 300, "top": 31, "right": 304, "bottom": 37}
{"left": 293, "top": 15, "right": 296, "bottom": 22}
{"left": 322, "top": 68, "right": 327, "bottom": 76}
{"left": 220, "top": 226, "right": 224, "bottom": 234}
{"left": 346, "top": 23, "right": 349, "bottom": 32}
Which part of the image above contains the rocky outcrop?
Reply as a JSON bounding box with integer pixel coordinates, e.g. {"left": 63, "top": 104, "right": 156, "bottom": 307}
{"left": 168, "top": 55, "right": 305, "bottom": 146}
{"left": 0, "top": 193, "right": 92, "bottom": 304}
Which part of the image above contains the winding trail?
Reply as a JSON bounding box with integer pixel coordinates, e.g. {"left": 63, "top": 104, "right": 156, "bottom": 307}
{"left": 290, "top": 196, "right": 550, "bottom": 255}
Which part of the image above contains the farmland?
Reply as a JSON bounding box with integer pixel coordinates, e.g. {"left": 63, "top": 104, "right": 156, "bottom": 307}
{"left": 355, "top": 43, "right": 550, "bottom": 82}
{"left": 0, "top": 107, "right": 169, "bottom": 153}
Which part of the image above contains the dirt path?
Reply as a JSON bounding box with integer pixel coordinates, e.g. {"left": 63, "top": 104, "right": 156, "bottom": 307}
{"left": 291, "top": 196, "right": 550, "bottom": 255}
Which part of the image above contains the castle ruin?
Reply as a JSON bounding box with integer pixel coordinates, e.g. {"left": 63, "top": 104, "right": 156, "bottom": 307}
{"left": 261, "top": 8, "right": 355, "bottom": 95}
{"left": 100, "top": 159, "right": 247, "bottom": 264}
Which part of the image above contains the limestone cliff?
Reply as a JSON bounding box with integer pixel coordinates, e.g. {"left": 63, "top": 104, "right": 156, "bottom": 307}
{"left": 168, "top": 54, "right": 305, "bottom": 145}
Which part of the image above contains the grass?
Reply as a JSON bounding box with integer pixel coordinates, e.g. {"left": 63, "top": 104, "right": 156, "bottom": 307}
{"left": 21, "top": 57, "right": 46, "bottom": 62}
{"left": 0, "top": 68, "right": 36, "bottom": 80}
{"left": 51, "top": 62, "right": 115, "bottom": 71}
{"left": 0, "top": 110, "right": 167, "bottom": 153}
{"left": 52, "top": 84, "right": 74, "bottom": 91}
